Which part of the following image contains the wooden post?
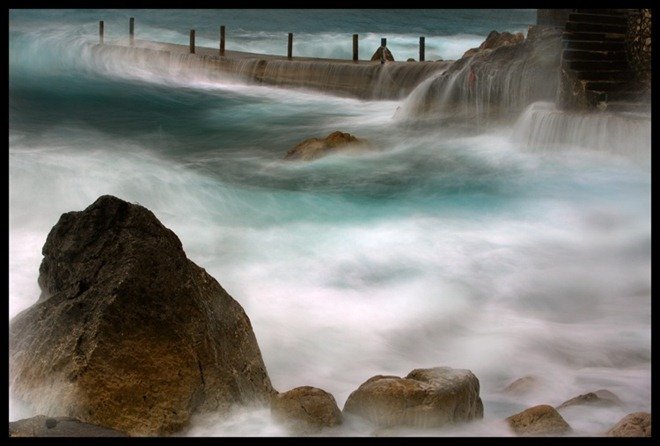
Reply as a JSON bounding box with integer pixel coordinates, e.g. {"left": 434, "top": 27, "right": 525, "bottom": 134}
{"left": 220, "top": 25, "right": 225, "bottom": 56}
{"left": 353, "top": 34, "right": 358, "bottom": 61}
{"left": 129, "top": 17, "right": 134, "bottom": 46}
{"left": 380, "top": 38, "right": 386, "bottom": 64}
{"left": 287, "top": 33, "right": 293, "bottom": 59}
{"left": 419, "top": 36, "right": 425, "bottom": 61}
{"left": 99, "top": 20, "right": 104, "bottom": 45}
{"left": 190, "top": 29, "right": 195, "bottom": 53}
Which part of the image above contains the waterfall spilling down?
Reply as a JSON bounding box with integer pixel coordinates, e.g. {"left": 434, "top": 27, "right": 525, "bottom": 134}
{"left": 398, "top": 26, "right": 563, "bottom": 124}
{"left": 9, "top": 9, "right": 650, "bottom": 438}
{"left": 512, "top": 102, "right": 651, "bottom": 158}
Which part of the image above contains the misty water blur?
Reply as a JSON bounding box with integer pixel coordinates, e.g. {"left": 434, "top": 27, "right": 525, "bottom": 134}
{"left": 9, "top": 9, "right": 650, "bottom": 437}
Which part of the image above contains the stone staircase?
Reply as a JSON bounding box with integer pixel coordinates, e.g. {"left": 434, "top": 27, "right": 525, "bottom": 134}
{"left": 559, "top": 9, "right": 650, "bottom": 113}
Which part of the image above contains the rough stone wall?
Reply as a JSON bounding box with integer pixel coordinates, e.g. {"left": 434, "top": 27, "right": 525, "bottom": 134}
{"left": 625, "top": 9, "right": 651, "bottom": 90}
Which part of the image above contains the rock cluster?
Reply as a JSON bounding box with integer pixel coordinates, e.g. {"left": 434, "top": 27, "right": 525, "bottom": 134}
{"left": 8, "top": 195, "right": 650, "bottom": 437}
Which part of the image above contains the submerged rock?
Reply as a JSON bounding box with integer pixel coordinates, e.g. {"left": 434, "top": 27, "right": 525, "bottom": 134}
{"left": 556, "top": 389, "right": 623, "bottom": 410}
{"left": 506, "top": 404, "right": 571, "bottom": 436}
{"left": 284, "top": 131, "right": 369, "bottom": 161}
{"left": 606, "top": 412, "right": 651, "bottom": 437}
{"left": 9, "top": 195, "right": 275, "bottom": 436}
{"left": 9, "top": 415, "right": 128, "bottom": 437}
{"left": 503, "top": 375, "right": 544, "bottom": 396}
{"left": 343, "top": 367, "right": 483, "bottom": 428}
{"left": 270, "top": 386, "right": 343, "bottom": 434}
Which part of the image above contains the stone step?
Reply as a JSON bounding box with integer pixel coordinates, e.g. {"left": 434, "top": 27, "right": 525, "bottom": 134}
{"left": 568, "top": 12, "right": 628, "bottom": 25}
{"left": 563, "top": 49, "right": 626, "bottom": 61}
{"left": 565, "top": 21, "right": 628, "bottom": 34}
{"left": 588, "top": 89, "right": 649, "bottom": 103}
{"left": 563, "top": 40, "right": 625, "bottom": 51}
{"left": 567, "top": 59, "right": 624, "bottom": 71}
{"left": 575, "top": 70, "right": 635, "bottom": 81}
{"left": 575, "top": 9, "right": 626, "bottom": 15}
{"left": 585, "top": 80, "right": 633, "bottom": 92}
{"left": 562, "top": 31, "right": 626, "bottom": 41}
{"left": 603, "top": 100, "right": 651, "bottom": 113}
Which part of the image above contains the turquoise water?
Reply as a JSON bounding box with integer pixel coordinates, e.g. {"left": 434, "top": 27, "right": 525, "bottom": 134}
{"left": 9, "top": 9, "right": 651, "bottom": 437}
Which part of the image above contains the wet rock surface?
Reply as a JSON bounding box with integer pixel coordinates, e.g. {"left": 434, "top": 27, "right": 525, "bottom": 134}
{"left": 343, "top": 367, "right": 483, "bottom": 428}
{"left": 9, "top": 195, "right": 274, "bottom": 436}
{"left": 462, "top": 30, "right": 525, "bottom": 58}
{"left": 284, "top": 131, "right": 369, "bottom": 161}
{"left": 607, "top": 412, "right": 651, "bottom": 437}
{"left": 9, "top": 415, "right": 129, "bottom": 437}
{"left": 556, "top": 389, "right": 623, "bottom": 410}
{"left": 271, "top": 386, "right": 343, "bottom": 434}
{"left": 506, "top": 404, "right": 571, "bottom": 436}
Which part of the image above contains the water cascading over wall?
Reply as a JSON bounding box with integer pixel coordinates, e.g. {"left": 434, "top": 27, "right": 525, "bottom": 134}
{"left": 399, "top": 26, "right": 563, "bottom": 124}
{"left": 512, "top": 101, "right": 651, "bottom": 158}
{"left": 85, "top": 42, "right": 451, "bottom": 101}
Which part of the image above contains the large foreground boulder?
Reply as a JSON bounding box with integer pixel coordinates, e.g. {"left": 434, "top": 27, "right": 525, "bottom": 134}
{"left": 9, "top": 415, "right": 128, "bottom": 437}
{"left": 284, "top": 131, "right": 369, "bottom": 161}
{"left": 506, "top": 405, "right": 571, "bottom": 436}
{"left": 270, "top": 386, "right": 343, "bottom": 434}
{"left": 343, "top": 367, "right": 483, "bottom": 428}
{"left": 606, "top": 412, "right": 651, "bottom": 437}
{"left": 9, "top": 195, "right": 275, "bottom": 436}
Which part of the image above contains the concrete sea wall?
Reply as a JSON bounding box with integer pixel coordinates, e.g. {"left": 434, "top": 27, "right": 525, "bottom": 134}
{"left": 88, "top": 40, "right": 452, "bottom": 100}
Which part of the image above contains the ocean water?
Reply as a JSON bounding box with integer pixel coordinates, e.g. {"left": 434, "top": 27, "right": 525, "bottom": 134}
{"left": 8, "top": 9, "right": 651, "bottom": 437}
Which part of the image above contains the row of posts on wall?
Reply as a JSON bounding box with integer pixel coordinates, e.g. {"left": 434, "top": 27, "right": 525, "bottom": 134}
{"left": 99, "top": 18, "right": 427, "bottom": 62}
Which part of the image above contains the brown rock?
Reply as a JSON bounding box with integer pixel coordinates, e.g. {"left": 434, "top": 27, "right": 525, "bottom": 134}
{"left": 370, "top": 46, "right": 395, "bottom": 62}
{"left": 271, "top": 386, "right": 342, "bottom": 434}
{"left": 607, "top": 412, "right": 651, "bottom": 437}
{"left": 9, "top": 415, "right": 128, "bottom": 437}
{"left": 9, "top": 195, "right": 275, "bottom": 436}
{"left": 462, "top": 30, "right": 525, "bottom": 58}
{"left": 343, "top": 367, "right": 483, "bottom": 428}
{"left": 284, "top": 131, "right": 368, "bottom": 161}
{"left": 462, "top": 48, "right": 480, "bottom": 59}
{"left": 556, "top": 389, "right": 623, "bottom": 410}
{"left": 506, "top": 404, "right": 571, "bottom": 436}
